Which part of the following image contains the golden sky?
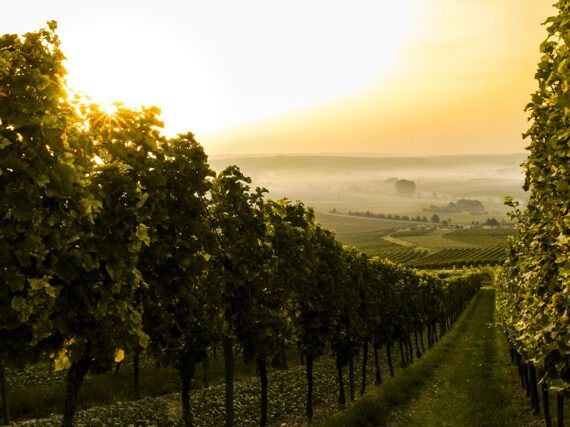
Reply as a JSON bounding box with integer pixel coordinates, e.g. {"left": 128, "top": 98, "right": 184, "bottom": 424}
{"left": 2, "top": 1, "right": 555, "bottom": 155}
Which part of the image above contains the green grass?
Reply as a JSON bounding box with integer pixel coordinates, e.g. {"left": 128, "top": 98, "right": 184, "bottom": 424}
{"left": 315, "top": 212, "right": 406, "bottom": 234}
{"left": 315, "top": 212, "right": 407, "bottom": 256}
{"left": 389, "top": 289, "right": 515, "bottom": 426}
{"left": 313, "top": 290, "right": 484, "bottom": 427}
{"left": 444, "top": 227, "right": 515, "bottom": 247}
{"left": 391, "top": 227, "right": 435, "bottom": 237}
{"left": 389, "top": 229, "right": 478, "bottom": 251}
{"left": 314, "top": 289, "right": 540, "bottom": 427}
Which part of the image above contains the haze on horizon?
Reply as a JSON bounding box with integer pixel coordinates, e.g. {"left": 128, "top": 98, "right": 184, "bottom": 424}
{"left": 2, "top": 1, "right": 554, "bottom": 156}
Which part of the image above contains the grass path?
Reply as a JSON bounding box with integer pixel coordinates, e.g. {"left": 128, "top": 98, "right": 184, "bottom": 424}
{"left": 317, "top": 288, "right": 540, "bottom": 427}
{"left": 389, "top": 288, "right": 538, "bottom": 427}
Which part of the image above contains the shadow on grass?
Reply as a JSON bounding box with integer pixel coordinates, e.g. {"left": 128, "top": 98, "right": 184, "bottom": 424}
{"left": 313, "top": 291, "right": 483, "bottom": 427}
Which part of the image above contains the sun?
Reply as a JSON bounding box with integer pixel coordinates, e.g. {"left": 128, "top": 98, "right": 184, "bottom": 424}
{"left": 98, "top": 102, "right": 118, "bottom": 116}
{"left": 60, "top": 1, "right": 423, "bottom": 141}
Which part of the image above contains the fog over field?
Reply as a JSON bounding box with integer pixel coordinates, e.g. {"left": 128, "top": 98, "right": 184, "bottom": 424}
{"left": 209, "top": 153, "right": 527, "bottom": 225}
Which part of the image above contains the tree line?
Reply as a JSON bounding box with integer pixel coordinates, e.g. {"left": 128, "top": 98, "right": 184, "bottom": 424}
{"left": 496, "top": 2, "right": 570, "bottom": 426}
{"left": 0, "top": 23, "right": 487, "bottom": 426}
{"left": 345, "top": 210, "right": 432, "bottom": 223}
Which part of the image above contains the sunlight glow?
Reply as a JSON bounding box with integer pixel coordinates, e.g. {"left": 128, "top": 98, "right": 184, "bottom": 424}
{"left": 97, "top": 102, "right": 118, "bottom": 116}
{"left": 57, "top": 1, "right": 420, "bottom": 138}
{"left": 1, "top": 0, "right": 555, "bottom": 154}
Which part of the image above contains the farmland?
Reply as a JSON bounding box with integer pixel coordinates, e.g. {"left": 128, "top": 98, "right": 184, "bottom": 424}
{"left": 209, "top": 153, "right": 524, "bottom": 269}
{"left": 210, "top": 153, "right": 527, "bottom": 226}
{"left": 3, "top": 2, "right": 569, "bottom": 426}
{"left": 315, "top": 213, "right": 514, "bottom": 268}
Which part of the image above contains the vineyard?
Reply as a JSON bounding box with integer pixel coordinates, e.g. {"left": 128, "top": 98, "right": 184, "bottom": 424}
{"left": 494, "top": 1, "right": 570, "bottom": 426}
{"left": 444, "top": 227, "right": 516, "bottom": 246}
{"left": 331, "top": 225, "right": 512, "bottom": 269}
{"left": 0, "top": 24, "right": 489, "bottom": 427}
{"left": 316, "top": 212, "right": 516, "bottom": 269}
{"left": 409, "top": 247, "right": 507, "bottom": 268}
{"left": 370, "top": 245, "right": 506, "bottom": 268}
{"left": 2, "top": 0, "right": 570, "bottom": 425}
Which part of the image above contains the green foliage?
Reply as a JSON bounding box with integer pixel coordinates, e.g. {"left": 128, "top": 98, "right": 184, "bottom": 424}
{"left": 0, "top": 23, "right": 491, "bottom": 426}
{"left": 210, "top": 166, "right": 286, "bottom": 363}
{"left": 0, "top": 21, "right": 83, "bottom": 367}
{"left": 496, "top": 0, "right": 570, "bottom": 393}
{"left": 140, "top": 132, "right": 215, "bottom": 371}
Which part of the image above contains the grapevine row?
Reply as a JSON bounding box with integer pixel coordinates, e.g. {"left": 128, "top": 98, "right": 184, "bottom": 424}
{"left": 0, "top": 24, "right": 487, "bottom": 427}
{"left": 378, "top": 247, "right": 506, "bottom": 268}
{"left": 496, "top": 2, "right": 570, "bottom": 425}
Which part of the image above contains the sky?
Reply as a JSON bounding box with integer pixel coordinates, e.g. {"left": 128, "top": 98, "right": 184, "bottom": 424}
{"left": 2, "top": 1, "right": 556, "bottom": 155}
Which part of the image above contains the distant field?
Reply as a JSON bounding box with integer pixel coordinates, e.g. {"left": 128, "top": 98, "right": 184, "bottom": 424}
{"left": 317, "top": 214, "right": 513, "bottom": 268}
{"left": 444, "top": 228, "right": 516, "bottom": 247}
{"left": 315, "top": 212, "right": 406, "bottom": 234}
{"left": 222, "top": 153, "right": 523, "bottom": 267}
{"left": 315, "top": 212, "right": 411, "bottom": 255}
{"left": 343, "top": 236, "right": 404, "bottom": 256}
{"left": 215, "top": 153, "right": 527, "bottom": 227}
{"left": 386, "top": 227, "right": 512, "bottom": 251}
{"left": 375, "top": 245, "right": 507, "bottom": 269}
{"left": 410, "top": 247, "right": 507, "bottom": 268}
{"left": 386, "top": 229, "right": 478, "bottom": 251}
{"left": 279, "top": 189, "right": 515, "bottom": 226}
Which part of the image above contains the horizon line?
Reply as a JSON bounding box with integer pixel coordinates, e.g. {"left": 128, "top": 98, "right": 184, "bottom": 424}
{"left": 207, "top": 151, "right": 528, "bottom": 159}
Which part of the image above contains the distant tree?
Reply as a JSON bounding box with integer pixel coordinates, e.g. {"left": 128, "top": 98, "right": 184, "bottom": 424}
{"left": 484, "top": 217, "right": 500, "bottom": 227}
{"left": 426, "top": 199, "right": 486, "bottom": 215}
{"left": 431, "top": 214, "right": 440, "bottom": 224}
{"left": 395, "top": 179, "right": 416, "bottom": 196}
{"left": 456, "top": 199, "right": 486, "bottom": 214}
